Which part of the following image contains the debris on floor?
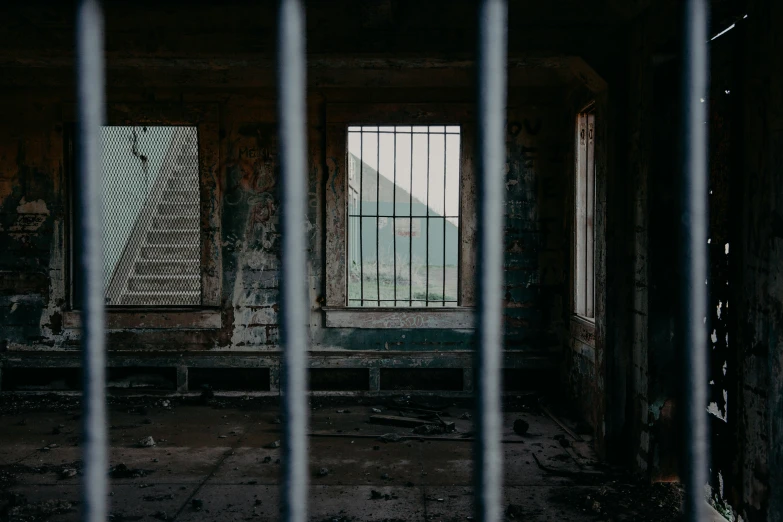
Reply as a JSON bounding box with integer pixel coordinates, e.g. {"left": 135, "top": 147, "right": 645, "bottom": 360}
{"left": 377, "top": 433, "right": 403, "bottom": 443}
{"left": 369, "top": 414, "right": 436, "bottom": 428}
{"left": 143, "top": 493, "right": 174, "bottom": 502}
{"left": 6, "top": 499, "right": 76, "bottom": 519}
{"left": 0, "top": 394, "right": 686, "bottom": 522}
{"left": 57, "top": 467, "right": 77, "bottom": 480}
{"left": 412, "top": 424, "right": 447, "bottom": 435}
{"left": 513, "top": 418, "right": 529, "bottom": 436}
{"left": 138, "top": 436, "right": 156, "bottom": 448}
{"left": 109, "top": 463, "right": 153, "bottom": 479}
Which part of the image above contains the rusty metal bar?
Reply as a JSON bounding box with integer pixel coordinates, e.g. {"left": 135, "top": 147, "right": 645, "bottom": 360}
{"left": 475, "top": 0, "right": 507, "bottom": 521}
{"left": 277, "top": 1, "right": 309, "bottom": 521}
{"left": 75, "top": 1, "right": 107, "bottom": 522}
{"left": 680, "top": 0, "right": 709, "bottom": 520}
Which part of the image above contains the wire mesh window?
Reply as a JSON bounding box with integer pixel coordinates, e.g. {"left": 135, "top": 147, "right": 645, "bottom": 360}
{"left": 101, "top": 125, "right": 201, "bottom": 306}
{"left": 574, "top": 111, "right": 595, "bottom": 319}
{"left": 347, "top": 125, "right": 460, "bottom": 307}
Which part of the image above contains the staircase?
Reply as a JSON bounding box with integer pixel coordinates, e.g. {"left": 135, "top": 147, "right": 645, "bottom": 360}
{"left": 106, "top": 128, "right": 201, "bottom": 306}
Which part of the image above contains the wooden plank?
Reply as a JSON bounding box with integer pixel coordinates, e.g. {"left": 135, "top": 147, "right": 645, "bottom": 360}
{"left": 369, "top": 414, "right": 436, "bottom": 427}
{"left": 62, "top": 310, "right": 221, "bottom": 330}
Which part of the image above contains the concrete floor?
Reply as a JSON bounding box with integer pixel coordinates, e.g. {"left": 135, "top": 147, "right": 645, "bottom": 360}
{"left": 0, "top": 395, "right": 692, "bottom": 522}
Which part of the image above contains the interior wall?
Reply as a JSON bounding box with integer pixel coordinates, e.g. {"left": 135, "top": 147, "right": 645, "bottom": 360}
{"left": 736, "top": 0, "right": 783, "bottom": 520}
{"left": 0, "top": 0, "right": 591, "bottom": 394}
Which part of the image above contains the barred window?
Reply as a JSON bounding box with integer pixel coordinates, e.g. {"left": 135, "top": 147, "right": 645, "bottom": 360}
{"left": 574, "top": 110, "right": 595, "bottom": 319}
{"left": 347, "top": 125, "right": 461, "bottom": 307}
{"left": 100, "top": 126, "right": 201, "bottom": 306}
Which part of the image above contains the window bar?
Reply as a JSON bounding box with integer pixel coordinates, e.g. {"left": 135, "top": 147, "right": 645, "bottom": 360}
{"left": 575, "top": 115, "right": 587, "bottom": 316}
{"left": 586, "top": 114, "right": 595, "bottom": 318}
{"left": 443, "top": 128, "right": 448, "bottom": 306}
{"left": 680, "top": 0, "right": 709, "bottom": 520}
{"left": 277, "top": 0, "right": 309, "bottom": 521}
{"left": 393, "top": 129, "right": 397, "bottom": 306}
{"left": 475, "top": 0, "right": 506, "bottom": 521}
{"left": 426, "top": 129, "right": 430, "bottom": 306}
{"left": 456, "top": 129, "right": 462, "bottom": 305}
{"left": 359, "top": 130, "right": 364, "bottom": 305}
{"left": 76, "top": 2, "right": 107, "bottom": 522}
{"left": 409, "top": 130, "right": 414, "bottom": 307}
{"left": 376, "top": 129, "right": 381, "bottom": 306}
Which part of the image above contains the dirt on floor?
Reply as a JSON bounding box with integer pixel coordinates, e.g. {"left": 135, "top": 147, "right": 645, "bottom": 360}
{"left": 0, "top": 393, "right": 691, "bottom": 522}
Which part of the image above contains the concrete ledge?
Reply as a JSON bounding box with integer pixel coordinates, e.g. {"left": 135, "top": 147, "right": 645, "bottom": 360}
{"left": 62, "top": 309, "right": 221, "bottom": 330}
{"left": 0, "top": 350, "right": 555, "bottom": 394}
{"left": 323, "top": 307, "right": 475, "bottom": 329}
{"left": 0, "top": 350, "right": 553, "bottom": 369}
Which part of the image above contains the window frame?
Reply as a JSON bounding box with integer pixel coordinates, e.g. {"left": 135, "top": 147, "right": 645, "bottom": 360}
{"left": 573, "top": 105, "right": 596, "bottom": 322}
{"left": 63, "top": 103, "right": 221, "bottom": 330}
{"left": 323, "top": 104, "right": 477, "bottom": 329}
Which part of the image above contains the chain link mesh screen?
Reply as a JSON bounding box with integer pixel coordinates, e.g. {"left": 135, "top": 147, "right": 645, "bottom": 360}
{"left": 102, "top": 126, "right": 201, "bottom": 306}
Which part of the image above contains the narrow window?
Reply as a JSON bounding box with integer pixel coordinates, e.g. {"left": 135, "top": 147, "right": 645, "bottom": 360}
{"left": 101, "top": 126, "right": 201, "bottom": 306}
{"left": 346, "top": 125, "right": 461, "bottom": 307}
{"left": 574, "top": 110, "right": 595, "bottom": 319}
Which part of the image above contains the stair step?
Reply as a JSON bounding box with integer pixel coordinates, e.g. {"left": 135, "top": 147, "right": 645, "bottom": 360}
{"left": 119, "top": 291, "right": 200, "bottom": 306}
{"left": 171, "top": 165, "right": 198, "bottom": 178}
{"left": 127, "top": 275, "right": 201, "bottom": 292}
{"left": 177, "top": 154, "right": 198, "bottom": 167}
{"left": 153, "top": 216, "right": 199, "bottom": 230}
{"left": 167, "top": 178, "right": 197, "bottom": 190}
{"left": 147, "top": 229, "right": 199, "bottom": 245}
{"left": 135, "top": 260, "right": 199, "bottom": 276}
{"left": 158, "top": 202, "right": 199, "bottom": 217}
{"left": 140, "top": 244, "right": 199, "bottom": 261}
{"left": 162, "top": 189, "right": 200, "bottom": 203}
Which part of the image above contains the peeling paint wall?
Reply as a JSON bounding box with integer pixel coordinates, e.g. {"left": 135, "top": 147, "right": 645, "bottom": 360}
{"left": 0, "top": 1, "right": 587, "bottom": 393}
{"left": 0, "top": 93, "right": 567, "bottom": 367}
{"left": 0, "top": 99, "right": 65, "bottom": 351}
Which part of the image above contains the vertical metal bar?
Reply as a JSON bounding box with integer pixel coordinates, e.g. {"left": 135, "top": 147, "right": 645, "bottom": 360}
{"left": 393, "top": 128, "right": 397, "bottom": 306}
{"left": 359, "top": 130, "right": 364, "bottom": 305}
{"left": 456, "top": 128, "right": 462, "bottom": 305}
{"left": 443, "top": 129, "right": 447, "bottom": 306}
{"left": 680, "top": 0, "right": 709, "bottom": 520}
{"left": 76, "top": 2, "right": 107, "bottom": 522}
{"left": 376, "top": 130, "right": 381, "bottom": 306}
{"left": 277, "top": 1, "right": 308, "bottom": 521}
{"left": 425, "top": 129, "right": 430, "bottom": 306}
{"left": 475, "top": 1, "right": 506, "bottom": 521}
{"left": 409, "top": 131, "right": 414, "bottom": 306}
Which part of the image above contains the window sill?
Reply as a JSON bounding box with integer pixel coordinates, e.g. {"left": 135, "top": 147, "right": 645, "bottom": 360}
{"left": 323, "top": 307, "right": 475, "bottom": 329}
{"left": 62, "top": 309, "right": 221, "bottom": 330}
{"left": 571, "top": 315, "right": 596, "bottom": 346}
